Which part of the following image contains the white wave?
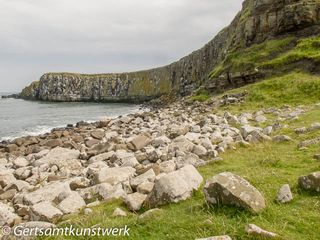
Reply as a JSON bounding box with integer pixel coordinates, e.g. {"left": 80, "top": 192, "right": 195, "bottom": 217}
{"left": 0, "top": 125, "right": 61, "bottom": 142}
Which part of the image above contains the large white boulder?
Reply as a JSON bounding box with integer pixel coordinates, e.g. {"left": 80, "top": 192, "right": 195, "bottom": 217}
{"left": 146, "top": 165, "right": 203, "bottom": 207}
{"left": 203, "top": 172, "right": 266, "bottom": 213}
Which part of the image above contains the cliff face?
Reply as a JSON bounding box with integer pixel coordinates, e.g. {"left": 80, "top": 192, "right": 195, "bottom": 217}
{"left": 20, "top": 0, "right": 320, "bottom": 102}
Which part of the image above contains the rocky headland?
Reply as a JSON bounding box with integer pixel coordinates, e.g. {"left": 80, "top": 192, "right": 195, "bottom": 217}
{"left": 13, "top": 0, "right": 320, "bottom": 103}
{"left": 1, "top": 0, "right": 320, "bottom": 239}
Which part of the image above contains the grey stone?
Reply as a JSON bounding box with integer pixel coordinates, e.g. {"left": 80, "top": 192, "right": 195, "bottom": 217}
{"left": 203, "top": 172, "right": 266, "bottom": 213}
{"left": 146, "top": 165, "right": 203, "bottom": 207}
{"left": 30, "top": 201, "right": 63, "bottom": 223}
{"left": 246, "top": 224, "right": 278, "bottom": 238}
{"left": 276, "top": 184, "right": 293, "bottom": 203}
{"left": 93, "top": 167, "right": 136, "bottom": 185}
{"left": 298, "top": 172, "right": 320, "bottom": 192}
{"left": 112, "top": 207, "right": 127, "bottom": 217}
{"left": 124, "top": 192, "right": 147, "bottom": 211}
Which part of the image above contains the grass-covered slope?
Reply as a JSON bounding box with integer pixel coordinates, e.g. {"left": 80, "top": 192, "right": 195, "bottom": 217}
{"left": 209, "top": 36, "right": 320, "bottom": 80}
{"left": 43, "top": 72, "right": 320, "bottom": 240}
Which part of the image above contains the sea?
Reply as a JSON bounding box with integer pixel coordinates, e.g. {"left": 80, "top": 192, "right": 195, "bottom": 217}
{"left": 0, "top": 92, "right": 140, "bottom": 141}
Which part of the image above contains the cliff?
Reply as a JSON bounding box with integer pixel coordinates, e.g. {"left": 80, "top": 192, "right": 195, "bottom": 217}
{"left": 20, "top": 0, "right": 320, "bottom": 102}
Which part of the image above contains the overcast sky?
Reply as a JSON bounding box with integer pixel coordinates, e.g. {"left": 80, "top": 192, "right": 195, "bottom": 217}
{"left": 0, "top": 0, "right": 242, "bottom": 92}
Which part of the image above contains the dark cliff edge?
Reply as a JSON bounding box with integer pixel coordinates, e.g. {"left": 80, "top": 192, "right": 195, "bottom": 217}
{"left": 18, "top": 0, "right": 320, "bottom": 103}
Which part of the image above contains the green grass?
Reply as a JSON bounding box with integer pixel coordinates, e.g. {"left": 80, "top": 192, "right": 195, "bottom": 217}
{"left": 189, "top": 89, "right": 211, "bottom": 102}
{"left": 218, "top": 71, "right": 320, "bottom": 113}
{"left": 41, "top": 71, "right": 320, "bottom": 240}
{"left": 261, "top": 36, "right": 320, "bottom": 68}
{"left": 209, "top": 36, "right": 320, "bottom": 80}
{"left": 209, "top": 37, "right": 296, "bottom": 78}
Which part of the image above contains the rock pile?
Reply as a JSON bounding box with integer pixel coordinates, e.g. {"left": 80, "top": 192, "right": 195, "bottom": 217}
{"left": 0, "top": 98, "right": 314, "bottom": 228}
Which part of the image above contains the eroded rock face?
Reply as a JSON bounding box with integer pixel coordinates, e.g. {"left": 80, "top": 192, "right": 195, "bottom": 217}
{"left": 146, "top": 165, "right": 203, "bottom": 208}
{"left": 203, "top": 172, "right": 266, "bottom": 213}
{"left": 20, "top": 0, "right": 320, "bottom": 102}
{"left": 298, "top": 172, "right": 320, "bottom": 192}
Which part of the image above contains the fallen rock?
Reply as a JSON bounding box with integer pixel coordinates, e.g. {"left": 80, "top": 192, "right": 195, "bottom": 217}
{"left": 95, "top": 183, "right": 126, "bottom": 201}
{"left": 30, "top": 201, "right": 63, "bottom": 223}
{"left": 93, "top": 167, "right": 136, "bottom": 185}
{"left": 130, "top": 169, "right": 155, "bottom": 189}
{"left": 276, "top": 184, "right": 293, "bottom": 203}
{"left": 57, "top": 192, "right": 86, "bottom": 214}
{"left": 196, "top": 236, "right": 232, "bottom": 240}
{"left": 298, "top": 137, "right": 320, "bottom": 148}
{"left": 203, "top": 172, "right": 266, "bottom": 213}
{"left": 0, "top": 202, "right": 20, "bottom": 226}
{"left": 128, "top": 135, "right": 151, "bottom": 151}
{"left": 146, "top": 165, "right": 203, "bottom": 207}
{"left": 44, "top": 139, "right": 63, "bottom": 148}
{"left": 159, "top": 160, "right": 176, "bottom": 173}
{"left": 137, "top": 181, "right": 154, "bottom": 194}
{"left": 23, "top": 181, "right": 72, "bottom": 205}
{"left": 87, "top": 142, "right": 112, "bottom": 156}
{"left": 138, "top": 208, "right": 162, "bottom": 220}
{"left": 272, "top": 135, "right": 292, "bottom": 143}
{"left": 33, "top": 147, "right": 80, "bottom": 168}
{"left": 246, "top": 224, "right": 278, "bottom": 238}
{"left": 90, "top": 130, "right": 105, "bottom": 140}
{"left": 13, "top": 157, "right": 29, "bottom": 168}
{"left": 240, "top": 126, "right": 263, "bottom": 139}
{"left": 84, "top": 208, "right": 93, "bottom": 215}
{"left": 124, "top": 192, "right": 147, "bottom": 211}
{"left": 112, "top": 207, "right": 127, "bottom": 217}
{"left": 298, "top": 172, "right": 320, "bottom": 192}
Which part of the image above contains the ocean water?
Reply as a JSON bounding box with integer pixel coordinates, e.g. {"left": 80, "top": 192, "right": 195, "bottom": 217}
{"left": 0, "top": 94, "right": 140, "bottom": 141}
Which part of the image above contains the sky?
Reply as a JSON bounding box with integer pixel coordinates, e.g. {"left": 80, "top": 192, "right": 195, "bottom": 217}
{"left": 0, "top": 0, "right": 243, "bottom": 92}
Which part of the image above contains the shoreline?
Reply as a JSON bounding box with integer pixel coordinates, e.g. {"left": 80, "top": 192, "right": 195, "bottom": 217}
{"left": 0, "top": 91, "right": 311, "bottom": 231}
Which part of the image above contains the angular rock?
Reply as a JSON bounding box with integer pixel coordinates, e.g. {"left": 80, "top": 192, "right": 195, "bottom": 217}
{"left": 146, "top": 165, "right": 203, "bottom": 207}
{"left": 33, "top": 147, "right": 80, "bottom": 168}
{"left": 85, "top": 139, "right": 100, "bottom": 148}
{"left": 13, "top": 157, "right": 29, "bottom": 168}
{"left": 130, "top": 169, "right": 156, "bottom": 189}
{"left": 276, "top": 184, "right": 293, "bottom": 203}
{"left": 112, "top": 207, "right": 127, "bottom": 217}
{"left": 90, "top": 130, "right": 105, "bottom": 140}
{"left": 246, "top": 224, "right": 278, "bottom": 238}
{"left": 128, "top": 135, "right": 151, "bottom": 151}
{"left": 152, "top": 136, "right": 171, "bottom": 148}
{"left": 69, "top": 177, "right": 90, "bottom": 190}
{"left": 93, "top": 167, "right": 136, "bottom": 185}
{"left": 87, "top": 142, "right": 112, "bottom": 156}
{"left": 196, "top": 236, "right": 232, "bottom": 240}
{"left": 44, "top": 139, "right": 63, "bottom": 148}
{"left": 298, "top": 137, "right": 320, "bottom": 148}
{"left": 137, "top": 182, "right": 154, "bottom": 194}
{"left": 124, "top": 192, "right": 147, "bottom": 211}
{"left": 159, "top": 160, "right": 176, "bottom": 173}
{"left": 240, "top": 126, "right": 263, "bottom": 139}
{"left": 272, "top": 135, "right": 292, "bottom": 142}
{"left": 298, "top": 172, "right": 320, "bottom": 192}
{"left": 23, "top": 181, "right": 72, "bottom": 205}
{"left": 30, "top": 201, "right": 63, "bottom": 223}
{"left": 203, "top": 172, "right": 266, "bottom": 213}
{"left": 96, "top": 183, "right": 125, "bottom": 201}
{"left": 57, "top": 192, "right": 86, "bottom": 214}
{"left": 0, "top": 202, "right": 20, "bottom": 226}
{"left": 193, "top": 145, "right": 208, "bottom": 157}
{"left": 138, "top": 208, "right": 162, "bottom": 220}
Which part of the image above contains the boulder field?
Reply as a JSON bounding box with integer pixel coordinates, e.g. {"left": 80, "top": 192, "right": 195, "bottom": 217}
{"left": 0, "top": 94, "right": 319, "bottom": 239}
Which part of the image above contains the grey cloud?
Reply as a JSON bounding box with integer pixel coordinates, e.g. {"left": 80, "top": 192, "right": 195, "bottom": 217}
{"left": 0, "top": 0, "right": 243, "bottom": 91}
